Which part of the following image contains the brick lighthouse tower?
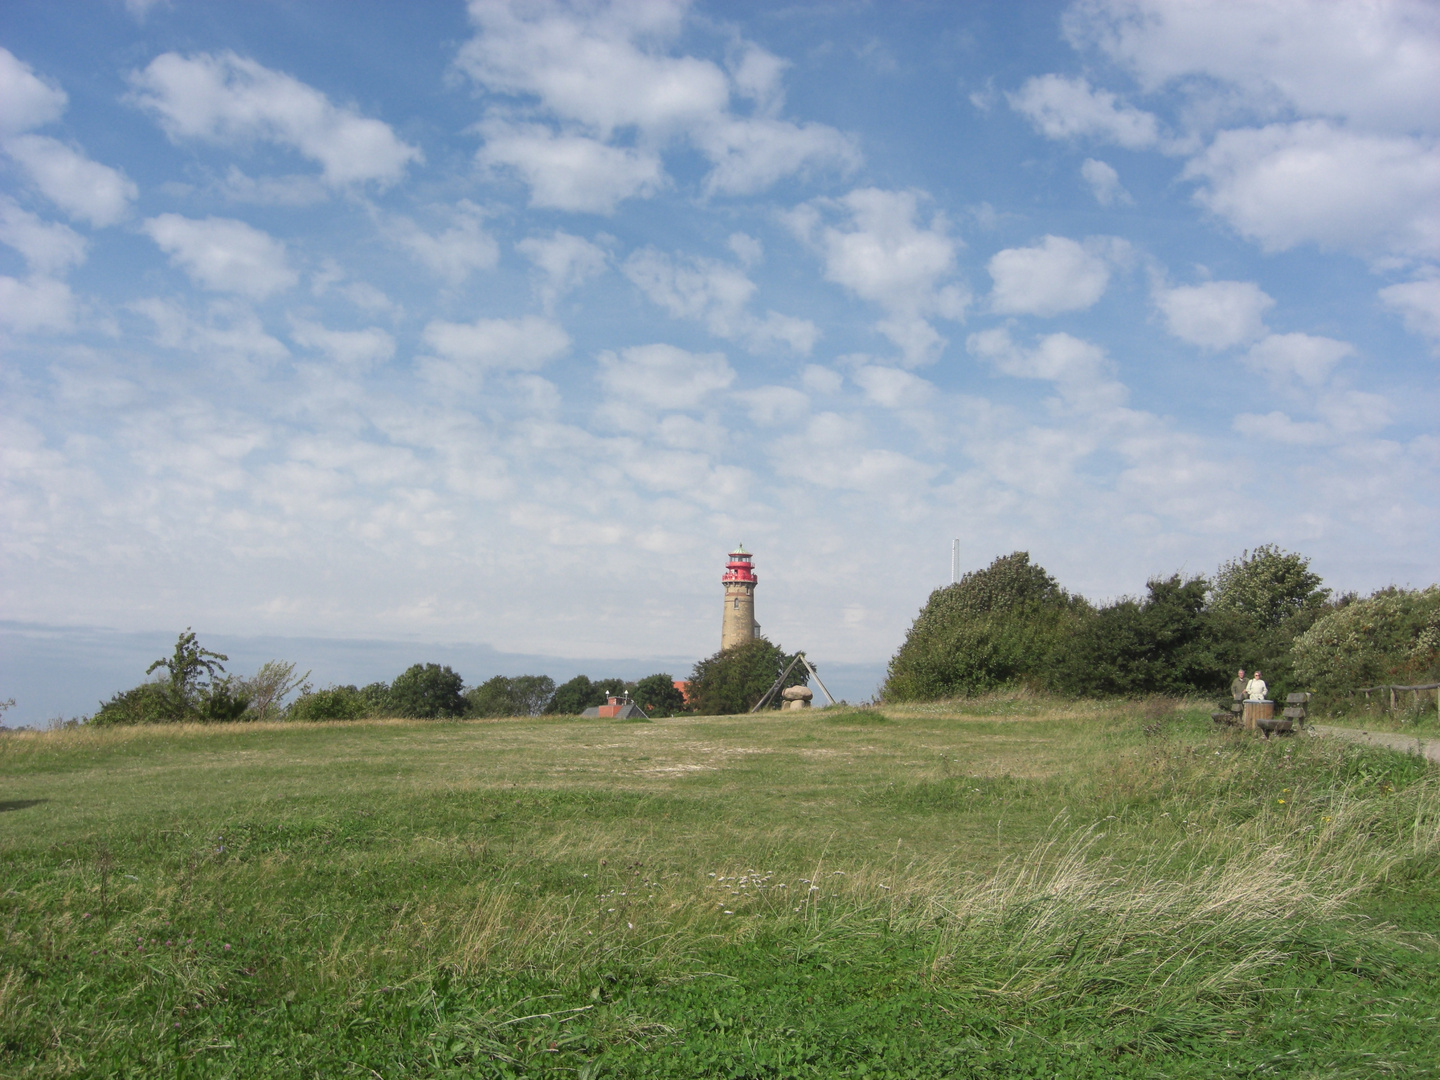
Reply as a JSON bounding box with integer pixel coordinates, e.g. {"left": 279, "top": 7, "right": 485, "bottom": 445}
{"left": 721, "top": 544, "right": 759, "bottom": 650}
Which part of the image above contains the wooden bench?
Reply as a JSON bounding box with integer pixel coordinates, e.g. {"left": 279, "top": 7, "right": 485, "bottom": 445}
{"left": 1282, "top": 692, "right": 1311, "bottom": 729}
{"left": 1212, "top": 701, "right": 1242, "bottom": 726}
{"left": 1257, "top": 693, "right": 1310, "bottom": 738}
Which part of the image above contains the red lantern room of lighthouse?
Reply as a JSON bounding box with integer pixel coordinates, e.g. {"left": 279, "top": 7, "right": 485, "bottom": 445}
{"left": 721, "top": 545, "right": 759, "bottom": 651}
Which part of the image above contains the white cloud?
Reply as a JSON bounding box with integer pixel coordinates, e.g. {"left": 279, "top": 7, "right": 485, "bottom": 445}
{"left": 1065, "top": 0, "right": 1440, "bottom": 134}
{"left": 310, "top": 259, "right": 399, "bottom": 316}
{"left": 693, "top": 115, "right": 859, "bottom": 196}
{"left": 735, "top": 385, "right": 808, "bottom": 426}
{"left": 1055, "top": 3, "right": 1440, "bottom": 268}
{"left": 597, "top": 343, "right": 734, "bottom": 410}
{"left": 967, "top": 327, "right": 1127, "bottom": 413}
{"left": 390, "top": 201, "right": 499, "bottom": 283}
{"left": 0, "top": 47, "right": 67, "bottom": 135}
{"left": 478, "top": 120, "right": 665, "bottom": 214}
{"left": 988, "top": 235, "right": 1115, "bottom": 317}
{"left": 802, "top": 364, "right": 844, "bottom": 395}
{"left": 853, "top": 365, "right": 935, "bottom": 410}
{"left": 143, "top": 214, "right": 298, "bottom": 299}
{"left": 457, "top": 1, "right": 855, "bottom": 201}
{"left": 3, "top": 135, "right": 137, "bottom": 226}
{"left": 218, "top": 166, "right": 329, "bottom": 206}
{"left": 1184, "top": 121, "right": 1440, "bottom": 259}
{"left": 1153, "top": 280, "right": 1273, "bottom": 349}
{"left": 1232, "top": 387, "right": 1392, "bottom": 444}
{"left": 969, "top": 327, "right": 1109, "bottom": 382}
{"left": 131, "top": 297, "right": 290, "bottom": 363}
{"left": 727, "top": 232, "right": 763, "bottom": 266}
{"left": 1008, "top": 74, "right": 1160, "bottom": 149}
{"left": 1315, "top": 388, "right": 1393, "bottom": 436}
{"left": 730, "top": 43, "right": 788, "bottom": 111}
{"left": 517, "top": 230, "right": 609, "bottom": 310}
{"left": 622, "top": 247, "right": 817, "bottom": 354}
{"left": 789, "top": 188, "right": 967, "bottom": 366}
{"left": 458, "top": 1, "right": 727, "bottom": 137}
{"left": 771, "top": 412, "right": 936, "bottom": 492}
{"left": 1080, "top": 158, "right": 1131, "bottom": 206}
{"left": 1378, "top": 278, "right": 1440, "bottom": 348}
{"left": 1231, "top": 410, "right": 1329, "bottom": 445}
{"left": 1243, "top": 332, "right": 1354, "bottom": 388}
{"left": 290, "top": 319, "right": 396, "bottom": 369}
{"left": 125, "top": 0, "right": 172, "bottom": 20}
{"left": 128, "top": 51, "right": 421, "bottom": 186}
{"left": 420, "top": 315, "right": 570, "bottom": 374}
{"left": 0, "top": 275, "right": 75, "bottom": 332}
{"left": 0, "top": 197, "right": 86, "bottom": 275}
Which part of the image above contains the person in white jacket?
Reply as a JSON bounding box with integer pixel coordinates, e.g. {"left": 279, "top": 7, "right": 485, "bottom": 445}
{"left": 1245, "top": 672, "right": 1269, "bottom": 701}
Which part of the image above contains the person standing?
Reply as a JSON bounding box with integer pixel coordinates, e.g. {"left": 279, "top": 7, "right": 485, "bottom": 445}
{"left": 1231, "top": 669, "right": 1247, "bottom": 702}
{"left": 1245, "top": 671, "right": 1269, "bottom": 701}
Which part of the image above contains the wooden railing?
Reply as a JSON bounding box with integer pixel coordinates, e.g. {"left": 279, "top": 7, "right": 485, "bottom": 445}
{"left": 1351, "top": 682, "right": 1440, "bottom": 712}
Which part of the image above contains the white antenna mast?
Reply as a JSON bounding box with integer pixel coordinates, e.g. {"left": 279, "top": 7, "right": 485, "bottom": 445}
{"left": 951, "top": 538, "right": 960, "bottom": 584}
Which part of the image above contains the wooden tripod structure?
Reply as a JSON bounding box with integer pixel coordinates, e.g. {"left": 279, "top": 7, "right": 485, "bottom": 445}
{"left": 749, "top": 651, "right": 836, "bottom": 712}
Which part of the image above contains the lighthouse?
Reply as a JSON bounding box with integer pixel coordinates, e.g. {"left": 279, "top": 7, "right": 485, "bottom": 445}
{"left": 721, "top": 544, "right": 759, "bottom": 650}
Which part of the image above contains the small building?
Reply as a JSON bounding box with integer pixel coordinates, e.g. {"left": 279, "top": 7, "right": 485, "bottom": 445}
{"left": 581, "top": 694, "right": 647, "bottom": 720}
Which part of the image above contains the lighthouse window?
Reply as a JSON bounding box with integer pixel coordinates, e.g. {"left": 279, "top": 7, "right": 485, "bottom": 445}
{"left": 733, "top": 598, "right": 739, "bottom": 608}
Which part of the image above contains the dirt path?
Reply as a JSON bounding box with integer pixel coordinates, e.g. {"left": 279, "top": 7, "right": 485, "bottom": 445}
{"left": 1312, "top": 724, "right": 1440, "bottom": 763}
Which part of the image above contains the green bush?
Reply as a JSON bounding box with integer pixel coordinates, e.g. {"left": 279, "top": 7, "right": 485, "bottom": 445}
{"left": 878, "top": 546, "right": 1420, "bottom": 704}
{"left": 1292, "top": 586, "right": 1440, "bottom": 693}
{"left": 90, "top": 630, "right": 251, "bottom": 724}
{"left": 387, "top": 663, "right": 466, "bottom": 719}
{"left": 883, "top": 552, "right": 1086, "bottom": 701}
{"left": 688, "top": 639, "right": 804, "bottom": 716}
{"left": 287, "top": 685, "right": 370, "bottom": 722}
{"left": 90, "top": 681, "right": 172, "bottom": 726}
{"left": 199, "top": 679, "right": 251, "bottom": 722}
{"left": 358, "top": 682, "right": 390, "bottom": 714}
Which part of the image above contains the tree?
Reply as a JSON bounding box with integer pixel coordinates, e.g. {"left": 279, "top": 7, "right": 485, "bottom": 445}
{"left": 593, "top": 677, "right": 628, "bottom": 700}
{"left": 633, "top": 673, "right": 686, "bottom": 715}
{"left": 688, "top": 639, "right": 805, "bottom": 716}
{"left": 1050, "top": 575, "right": 1220, "bottom": 697}
{"left": 465, "top": 675, "right": 555, "bottom": 718}
{"left": 241, "top": 660, "right": 309, "bottom": 722}
{"left": 91, "top": 629, "right": 251, "bottom": 724}
{"left": 1291, "top": 586, "right": 1440, "bottom": 693}
{"left": 510, "top": 675, "right": 557, "bottom": 716}
{"left": 884, "top": 553, "right": 1086, "bottom": 701}
{"left": 466, "top": 676, "right": 515, "bottom": 718}
{"left": 387, "top": 663, "right": 466, "bottom": 718}
{"left": 1210, "top": 545, "right": 1330, "bottom": 630}
{"left": 550, "top": 675, "right": 597, "bottom": 715}
{"left": 147, "top": 629, "right": 234, "bottom": 721}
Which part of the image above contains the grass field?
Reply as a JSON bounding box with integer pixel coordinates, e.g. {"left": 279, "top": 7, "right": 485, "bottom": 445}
{"left": 2, "top": 697, "right": 1438, "bottom": 1078}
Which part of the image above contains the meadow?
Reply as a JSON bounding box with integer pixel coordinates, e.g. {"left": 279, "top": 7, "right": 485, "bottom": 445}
{"left": 1, "top": 697, "right": 1437, "bottom": 1078}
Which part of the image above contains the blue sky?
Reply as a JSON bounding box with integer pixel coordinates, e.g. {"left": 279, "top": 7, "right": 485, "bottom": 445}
{"left": 2, "top": 0, "right": 1437, "bottom": 721}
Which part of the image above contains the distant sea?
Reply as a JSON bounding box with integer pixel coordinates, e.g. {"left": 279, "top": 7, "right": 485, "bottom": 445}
{"left": 0, "top": 622, "right": 886, "bottom": 728}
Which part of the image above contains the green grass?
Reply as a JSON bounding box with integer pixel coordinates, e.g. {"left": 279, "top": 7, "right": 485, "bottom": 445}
{"left": 2, "top": 697, "right": 1438, "bottom": 1078}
